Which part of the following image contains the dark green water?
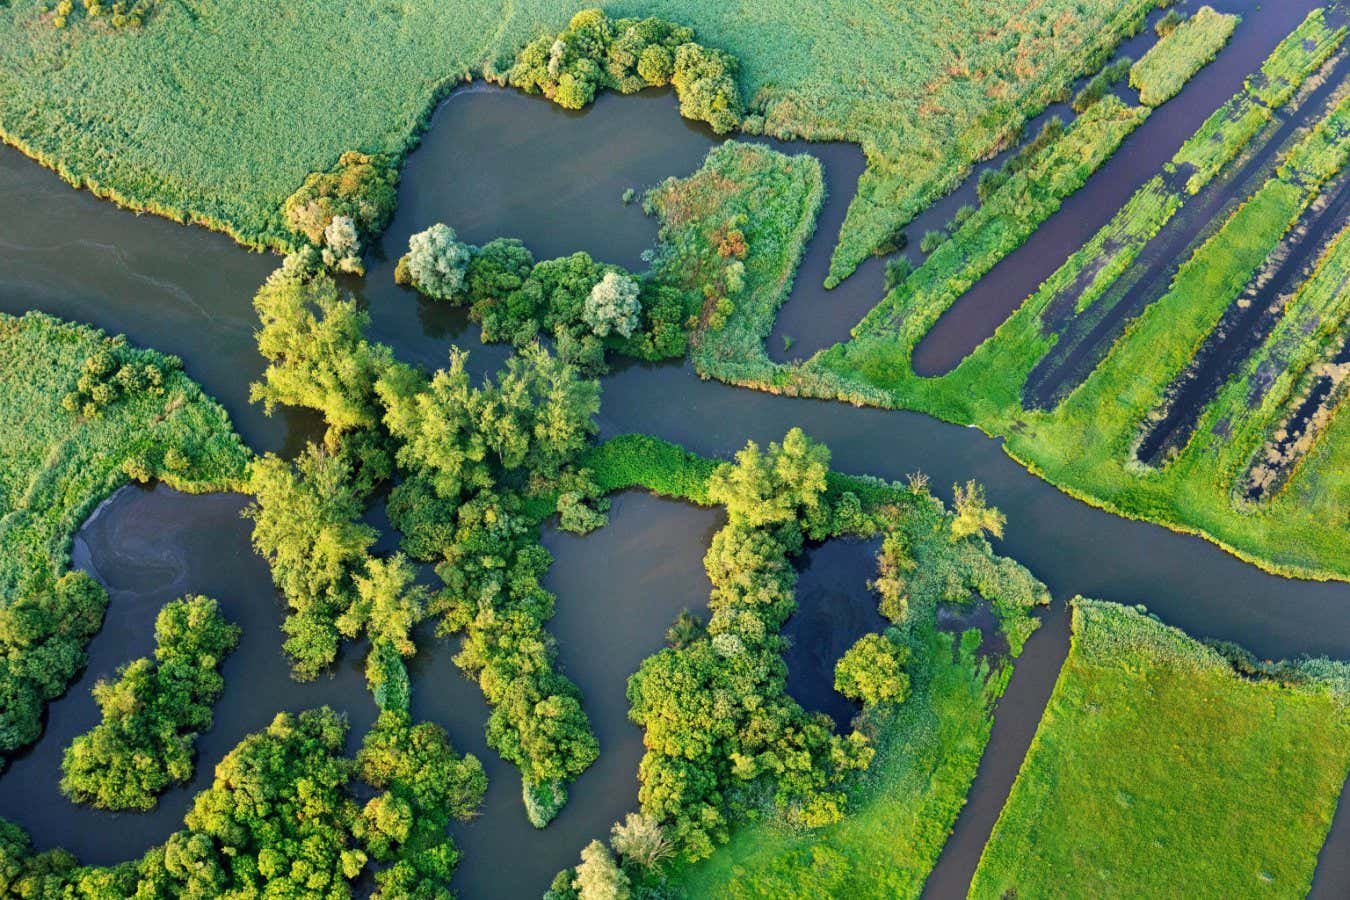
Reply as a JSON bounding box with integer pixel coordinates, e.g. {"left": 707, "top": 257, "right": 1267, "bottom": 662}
{"left": 0, "top": 46, "right": 1347, "bottom": 897}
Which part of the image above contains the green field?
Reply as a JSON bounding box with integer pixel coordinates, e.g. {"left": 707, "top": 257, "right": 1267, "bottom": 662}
{"left": 721, "top": 10, "right": 1350, "bottom": 580}
{"left": 971, "top": 599, "right": 1350, "bottom": 898}
{"left": 0, "top": 0, "right": 1155, "bottom": 280}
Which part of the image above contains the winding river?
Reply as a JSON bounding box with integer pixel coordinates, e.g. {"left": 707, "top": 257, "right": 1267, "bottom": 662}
{"left": 1, "top": 5, "right": 1348, "bottom": 893}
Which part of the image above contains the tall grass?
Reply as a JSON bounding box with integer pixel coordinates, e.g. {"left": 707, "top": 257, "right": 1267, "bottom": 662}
{"left": 1129, "top": 5, "right": 1238, "bottom": 106}
{"left": 0, "top": 0, "right": 1155, "bottom": 278}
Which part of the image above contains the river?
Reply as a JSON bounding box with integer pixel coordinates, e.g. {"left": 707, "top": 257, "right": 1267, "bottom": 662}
{"left": 0, "top": 7, "right": 1347, "bottom": 894}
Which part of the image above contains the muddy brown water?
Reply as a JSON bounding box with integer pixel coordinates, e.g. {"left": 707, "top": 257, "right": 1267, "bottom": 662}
{"left": 1, "top": 58, "right": 1349, "bottom": 898}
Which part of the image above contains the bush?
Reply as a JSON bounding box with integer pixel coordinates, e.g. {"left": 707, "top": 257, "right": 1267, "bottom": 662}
{"left": 282, "top": 150, "right": 397, "bottom": 247}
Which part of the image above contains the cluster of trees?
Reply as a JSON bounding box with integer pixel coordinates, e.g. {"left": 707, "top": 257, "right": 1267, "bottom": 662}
{"left": 507, "top": 9, "right": 743, "bottom": 133}
{"left": 625, "top": 429, "right": 874, "bottom": 861}
{"left": 60, "top": 342, "right": 177, "bottom": 419}
{"left": 60, "top": 596, "right": 239, "bottom": 810}
{"left": 378, "top": 343, "right": 602, "bottom": 825}
{"left": 248, "top": 256, "right": 603, "bottom": 824}
{"left": 0, "top": 571, "right": 107, "bottom": 774}
{"left": 396, "top": 224, "right": 693, "bottom": 369}
{"left": 2, "top": 709, "right": 364, "bottom": 896}
{"left": 281, "top": 150, "right": 398, "bottom": 270}
{"left": 50, "top": 0, "right": 154, "bottom": 29}
{"left": 355, "top": 709, "right": 487, "bottom": 897}
{"left": 3, "top": 703, "right": 488, "bottom": 897}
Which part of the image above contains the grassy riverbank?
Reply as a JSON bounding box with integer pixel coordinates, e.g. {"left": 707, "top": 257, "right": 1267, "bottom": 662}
{"left": 0, "top": 0, "right": 1156, "bottom": 277}
{"left": 762, "top": 9, "right": 1350, "bottom": 580}
{"left": 581, "top": 433, "right": 1047, "bottom": 896}
{"left": 971, "top": 599, "right": 1350, "bottom": 898}
{"left": 0, "top": 311, "right": 248, "bottom": 767}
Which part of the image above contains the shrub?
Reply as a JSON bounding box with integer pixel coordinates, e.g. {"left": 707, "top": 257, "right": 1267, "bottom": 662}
{"left": 282, "top": 150, "right": 397, "bottom": 246}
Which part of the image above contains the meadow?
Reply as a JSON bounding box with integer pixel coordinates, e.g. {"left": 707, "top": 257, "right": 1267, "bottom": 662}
{"left": 970, "top": 599, "right": 1350, "bottom": 898}
{"left": 0, "top": 0, "right": 1156, "bottom": 282}
{"left": 744, "top": 9, "right": 1350, "bottom": 580}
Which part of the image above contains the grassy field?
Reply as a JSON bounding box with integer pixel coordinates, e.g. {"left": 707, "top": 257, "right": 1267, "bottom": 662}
{"left": 0, "top": 311, "right": 248, "bottom": 765}
{"left": 1129, "top": 5, "right": 1237, "bottom": 106}
{"left": 0, "top": 0, "right": 1155, "bottom": 276}
{"left": 581, "top": 433, "right": 1050, "bottom": 897}
{"left": 727, "top": 10, "right": 1350, "bottom": 580}
{"left": 0, "top": 312, "right": 248, "bottom": 591}
{"left": 970, "top": 599, "right": 1350, "bottom": 898}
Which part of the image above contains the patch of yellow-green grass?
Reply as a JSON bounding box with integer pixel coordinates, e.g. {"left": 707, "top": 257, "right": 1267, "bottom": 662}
{"left": 1247, "top": 7, "right": 1347, "bottom": 108}
{"left": 971, "top": 599, "right": 1350, "bottom": 899}
{"left": 1130, "top": 5, "right": 1238, "bottom": 107}
{"left": 0, "top": 0, "right": 1156, "bottom": 275}
{"left": 767, "top": 11, "right": 1350, "bottom": 581}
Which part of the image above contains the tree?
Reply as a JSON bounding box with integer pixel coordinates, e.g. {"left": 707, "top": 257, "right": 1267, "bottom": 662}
{"left": 951, "top": 479, "right": 1006, "bottom": 541}
{"left": 398, "top": 223, "right": 472, "bottom": 302}
{"left": 707, "top": 427, "right": 829, "bottom": 535}
{"left": 338, "top": 554, "right": 426, "bottom": 657}
{"left": 664, "top": 609, "right": 705, "bottom": 649}
{"left": 610, "top": 813, "right": 673, "bottom": 869}
{"left": 245, "top": 445, "right": 377, "bottom": 680}
{"left": 573, "top": 840, "right": 630, "bottom": 900}
{"left": 322, "top": 215, "right": 363, "bottom": 273}
{"left": 834, "top": 633, "right": 911, "bottom": 706}
{"left": 251, "top": 266, "right": 392, "bottom": 434}
{"left": 869, "top": 532, "right": 916, "bottom": 623}
{"left": 671, "top": 43, "right": 743, "bottom": 133}
{"left": 583, "top": 271, "right": 641, "bottom": 338}
{"left": 60, "top": 596, "right": 239, "bottom": 810}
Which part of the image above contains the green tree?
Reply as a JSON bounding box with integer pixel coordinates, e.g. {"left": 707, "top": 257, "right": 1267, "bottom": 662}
{"left": 397, "top": 223, "right": 473, "bottom": 301}
{"left": 61, "top": 596, "right": 239, "bottom": 810}
{"left": 573, "top": 840, "right": 630, "bottom": 900}
{"left": 834, "top": 633, "right": 911, "bottom": 706}
{"left": 251, "top": 266, "right": 392, "bottom": 434}
{"left": 245, "top": 445, "right": 377, "bottom": 680}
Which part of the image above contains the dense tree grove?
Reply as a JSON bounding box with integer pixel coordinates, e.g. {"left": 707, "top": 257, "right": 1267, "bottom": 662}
{"left": 355, "top": 709, "right": 487, "bottom": 897}
{"left": 245, "top": 444, "right": 378, "bottom": 680}
{"left": 60, "top": 595, "right": 240, "bottom": 810}
{"left": 247, "top": 252, "right": 603, "bottom": 823}
{"left": 507, "top": 9, "right": 743, "bottom": 133}
{"left": 376, "top": 342, "right": 602, "bottom": 824}
{"left": 397, "top": 228, "right": 695, "bottom": 370}
{"left": 626, "top": 429, "right": 873, "bottom": 860}
{"left": 2, "top": 709, "right": 365, "bottom": 896}
{"left": 0, "top": 572, "right": 107, "bottom": 772}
